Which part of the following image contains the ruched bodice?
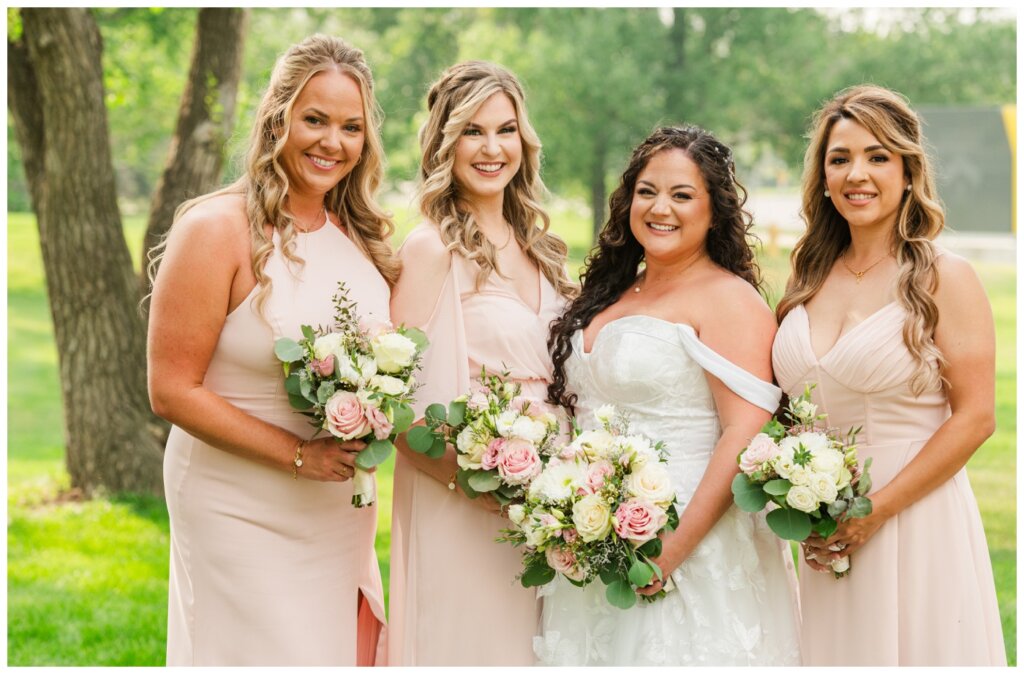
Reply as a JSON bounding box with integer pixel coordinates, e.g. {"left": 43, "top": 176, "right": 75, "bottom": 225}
{"left": 536, "top": 315, "right": 801, "bottom": 666}
{"left": 164, "top": 216, "right": 389, "bottom": 665}
{"left": 772, "top": 301, "right": 1005, "bottom": 666}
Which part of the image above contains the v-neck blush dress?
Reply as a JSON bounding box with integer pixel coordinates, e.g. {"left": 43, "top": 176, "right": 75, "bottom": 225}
{"left": 163, "top": 215, "right": 389, "bottom": 666}
{"left": 388, "top": 224, "right": 566, "bottom": 665}
{"left": 772, "top": 301, "right": 1005, "bottom": 666}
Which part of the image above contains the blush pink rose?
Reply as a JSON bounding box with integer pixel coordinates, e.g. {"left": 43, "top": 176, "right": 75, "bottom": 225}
{"left": 562, "top": 528, "right": 579, "bottom": 544}
{"left": 483, "top": 438, "right": 507, "bottom": 471}
{"left": 584, "top": 460, "right": 616, "bottom": 493}
{"left": 545, "top": 546, "right": 586, "bottom": 581}
{"left": 497, "top": 438, "right": 543, "bottom": 486}
{"left": 365, "top": 405, "right": 393, "bottom": 440}
{"left": 311, "top": 356, "right": 335, "bottom": 377}
{"left": 613, "top": 499, "right": 668, "bottom": 544}
{"left": 740, "top": 433, "right": 781, "bottom": 475}
{"left": 324, "top": 391, "right": 371, "bottom": 440}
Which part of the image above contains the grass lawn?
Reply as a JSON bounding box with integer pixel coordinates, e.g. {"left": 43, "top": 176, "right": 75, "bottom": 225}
{"left": 7, "top": 207, "right": 1017, "bottom": 665}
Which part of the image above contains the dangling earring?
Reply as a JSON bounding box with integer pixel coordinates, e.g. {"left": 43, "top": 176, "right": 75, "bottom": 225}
{"left": 824, "top": 189, "right": 831, "bottom": 198}
{"left": 905, "top": 184, "right": 912, "bottom": 192}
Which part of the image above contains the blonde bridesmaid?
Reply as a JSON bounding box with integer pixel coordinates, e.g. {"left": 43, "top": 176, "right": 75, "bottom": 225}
{"left": 149, "top": 36, "right": 396, "bottom": 665}
{"left": 387, "top": 61, "right": 576, "bottom": 665}
{"left": 772, "top": 84, "right": 1006, "bottom": 665}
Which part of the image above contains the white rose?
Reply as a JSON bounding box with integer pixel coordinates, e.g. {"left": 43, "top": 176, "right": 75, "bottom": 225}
{"left": 371, "top": 332, "right": 417, "bottom": 373}
{"left": 354, "top": 354, "right": 378, "bottom": 384}
{"left": 455, "top": 425, "right": 490, "bottom": 470}
{"left": 573, "top": 429, "right": 615, "bottom": 460}
{"left": 369, "top": 374, "right": 407, "bottom": 397}
{"left": 809, "top": 447, "right": 845, "bottom": 477}
{"left": 830, "top": 556, "right": 851, "bottom": 574}
{"left": 572, "top": 494, "right": 613, "bottom": 542}
{"left": 787, "top": 464, "right": 811, "bottom": 487}
{"left": 785, "top": 485, "right": 819, "bottom": 513}
{"left": 835, "top": 467, "right": 853, "bottom": 490}
{"left": 594, "top": 404, "right": 616, "bottom": 426}
{"left": 624, "top": 463, "right": 674, "bottom": 507}
{"left": 495, "top": 410, "right": 520, "bottom": 437}
{"left": 507, "top": 504, "right": 526, "bottom": 526}
{"left": 809, "top": 472, "right": 839, "bottom": 504}
{"left": 773, "top": 438, "right": 799, "bottom": 479}
{"left": 333, "top": 354, "right": 362, "bottom": 386}
{"left": 510, "top": 416, "right": 548, "bottom": 444}
{"left": 312, "top": 332, "right": 346, "bottom": 361}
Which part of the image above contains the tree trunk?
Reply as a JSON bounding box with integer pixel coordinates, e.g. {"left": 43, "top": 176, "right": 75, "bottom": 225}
{"left": 590, "top": 137, "right": 607, "bottom": 241}
{"left": 665, "top": 8, "right": 688, "bottom": 120}
{"left": 10, "top": 8, "right": 165, "bottom": 496}
{"left": 141, "top": 8, "right": 249, "bottom": 300}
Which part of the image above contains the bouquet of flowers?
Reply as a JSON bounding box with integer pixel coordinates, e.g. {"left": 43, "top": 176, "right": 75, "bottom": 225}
{"left": 406, "top": 369, "right": 563, "bottom": 504}
{"left": 274, "top": 282, "right": 428, "bottom": 507}
{"left": 731, "top": 384, "right": 872, "bottom": 576}
{"left": 499, "top": 405, "right": 679, "bottom": 610}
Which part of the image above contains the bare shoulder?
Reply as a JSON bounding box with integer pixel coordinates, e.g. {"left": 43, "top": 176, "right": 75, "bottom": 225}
{"left": 391, "top": 223, "right": 453, "bottom": 326}
{"left": 931, "top": 248, "right": 992, "bottom": 320}
{"left": 398, "top": 223, "right": 450, "bottom": 263}
{"left": 166, "top": 192, "right": 250, "bottom": 258}
{"left": 697, "top": 269, "right": 776, "bottom": 335}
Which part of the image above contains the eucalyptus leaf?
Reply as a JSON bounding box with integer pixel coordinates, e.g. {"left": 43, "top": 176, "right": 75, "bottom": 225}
{"left": 766, "top": 507, "right": 813, "bottom": 541}
{"left": 299, "top": 375, "right": 313, "bottom": 399}
{"left": 521, "top": 564, "right": 556, "bottom": 588}
{"left": 627, "top": 559, "right": 655, "bottom": 588}
{"left": 316, "top": 381, "right": 335, "bottom": 405}
{"left": 456, "top": 470, "right": 479, "bottom": 498}
{"left": 467, "top": 470, "right": 501, "bottom": 493}
{"left": 425, "top": 403, "right": 447, "bottom": 426}
{"left": 826, "top": 499, "right": 848, "bottom": 518}
{"left": 856, "top": 457, "right": 874, "bottom": 496}
{"left": 763, "top": 478, "right": 792, "bottom": 496}
{"left": 605, "top": 579, "right": 637, "bottom": 610}
{"left": 273, "top": 338, "right": 304, "bottom": 363}
{"left": 599, "top": 568, "right": 620, "bottom": 585}
{"left": 812, "top": 517, "right": 839, "bottom": 539}
{"left": 391, "top": 403, "right": 415, "bottom": 435}
{"left": 284, "top": 373, "right": 302, "bottom": 396}
{"left": 447, "top": 400, "right": 467, "bottom": 427}
{"left": 638, "top": 538, "right": 663, "bottom": 559}
{"left": 406, "top": 425, "right": 436, "bottom": 453}
{"left": 731, "top": 473, "right": 769, "bottom": 512}
{"left": 355, "top": 439, "right": 394, "bottom": 470}
{"left": 425, "top": 436, "right": 448, "bottom": 459}
{"left": 402, "top": 327, "right": 429, "bottom": 352}
{"left": 287, "top": 392, "right": 313, "bottom": 411}
{"left": 301, "top": 324, "right": 316, "bottom": 343}
{"left": 848, "top": 495, "right": 873, "bottom": 519}
{"left": 760, "top": 418, "right": 786, "bottom": 441}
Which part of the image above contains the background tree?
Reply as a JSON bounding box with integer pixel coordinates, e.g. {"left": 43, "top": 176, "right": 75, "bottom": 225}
{"left": 7, "top": 8, "right": 248, "bottom": 495}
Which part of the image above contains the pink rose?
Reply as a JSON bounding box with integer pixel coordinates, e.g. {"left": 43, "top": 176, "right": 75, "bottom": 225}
{"left": 562, "top": 528, "right": 579, "bottom": 544}
{"left": 311, "top": 356, "right": 334, "bottom": 377}
{"left": 324, "top": 391, "right": 371, "bottom": 440}
{"left": 545, "top": 546, "right": 586, "bottom": 581}
{"left": 613, "top": 499, "right": 668, "bottom": 544}
{"left": 365, "top": 405, "right": 393, "bottom": 440}
{"left": 483, "top": 438, "right": 507, "bottom": 471}
{"left": 497, "top": 438, "right": 543, "bottom": 486}
{"left": 584, "top": 460, "right": 615, "bottom": 493}
{"left": 359, "top": 318, "right": 392, "bottom": 339}
{"left": 740, "top": 433, "right": 781, "bottom": 476}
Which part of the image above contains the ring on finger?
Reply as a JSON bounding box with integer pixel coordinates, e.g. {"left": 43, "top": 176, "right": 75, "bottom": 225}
{"left": 827, "top": 543, "right": 847, "bottom": 552}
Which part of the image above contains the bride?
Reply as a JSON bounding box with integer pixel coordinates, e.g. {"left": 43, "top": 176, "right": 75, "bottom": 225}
{"left": 539, "top": 126, "right": 801, "bottom": 666}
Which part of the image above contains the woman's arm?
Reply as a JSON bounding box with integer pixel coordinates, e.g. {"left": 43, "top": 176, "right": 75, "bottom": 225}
{"left": 147, "top": 198, "right": 361, "bottom": 482}
{"left": 639, "top": 278, "right": 777, "bottom": 592}
{"left": 804, "top": 253, "right": 995, "bottom": 568}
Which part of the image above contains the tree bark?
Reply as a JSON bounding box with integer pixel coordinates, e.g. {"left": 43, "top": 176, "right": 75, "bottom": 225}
{"left": 665, "top": 8, "right": 688, "bottom": 120}
{"left": 141, "top": 8, "right": 249, "bottom": 299}
{"left": 11, "top": 8, "right": 165, "bottom": 496}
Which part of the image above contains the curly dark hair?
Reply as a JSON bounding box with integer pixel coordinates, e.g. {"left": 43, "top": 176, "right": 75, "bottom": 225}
{"left": 547, "top": 125, "right": 763, "bottom": 412}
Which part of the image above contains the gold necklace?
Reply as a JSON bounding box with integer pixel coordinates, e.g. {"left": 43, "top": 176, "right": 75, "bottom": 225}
{"left": 841, "top": 251, "right": 889, "bottom": 283}
{"left": 293, "top": 204, "right": 326, "bottom": 233}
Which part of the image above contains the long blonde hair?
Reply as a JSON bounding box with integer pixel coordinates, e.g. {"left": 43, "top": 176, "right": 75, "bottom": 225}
{"left": 777, "top": 84, "right": 947, "bottom": 395}
{"left": 418, "top": 61, "right": 576, "bottom": 299}
{"left": 149, "top": 34, "right": 400, "bottom": 314}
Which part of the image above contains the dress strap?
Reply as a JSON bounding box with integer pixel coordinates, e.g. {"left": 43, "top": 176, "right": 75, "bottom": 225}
{"left": 676, "top": 324, "right": 782, "bottom": 412}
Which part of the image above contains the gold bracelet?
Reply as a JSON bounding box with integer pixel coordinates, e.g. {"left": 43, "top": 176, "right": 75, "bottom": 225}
{"left": 291, "top": 440, "right": 306, "bottom": 480}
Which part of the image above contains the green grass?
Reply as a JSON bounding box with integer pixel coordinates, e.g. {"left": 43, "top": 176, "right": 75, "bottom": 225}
{"left": 7, "top": 208, "right": 1016, "bottom": 665}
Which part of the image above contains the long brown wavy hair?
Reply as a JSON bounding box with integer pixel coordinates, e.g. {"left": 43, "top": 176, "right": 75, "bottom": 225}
{"left": 776, "top": 85, "right": 946, "bottom": 395}
{"left": 417, "top": 60, "right": 576, "bottom": 299}
{"left": 547, "top": 125, "right": 763, "bottom": 411}
{"left": 149, "top": 34, "right": 400, "bottom": 314}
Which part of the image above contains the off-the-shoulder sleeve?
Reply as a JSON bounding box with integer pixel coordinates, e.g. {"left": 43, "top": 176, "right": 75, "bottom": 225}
{"left": 676, "top": 324, "right": 781, "bottom": 413}
{"left": 408, "top": 257, "right": 471, "bottom": 420}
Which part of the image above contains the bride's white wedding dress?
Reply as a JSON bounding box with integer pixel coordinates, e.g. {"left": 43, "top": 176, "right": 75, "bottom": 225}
{"left": 534, "top": 315, "right": 802, "bottom": 666}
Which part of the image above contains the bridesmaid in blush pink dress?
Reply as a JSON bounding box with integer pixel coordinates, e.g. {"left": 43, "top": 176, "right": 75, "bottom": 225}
{"left": 772, "top": 85, "right": 1005, "bottom": 665}
{"left": 388, "top": 61, "right": 576, "bottom": 665}
{"left": 149, "top": 36, "right": 397, "bottom": 666}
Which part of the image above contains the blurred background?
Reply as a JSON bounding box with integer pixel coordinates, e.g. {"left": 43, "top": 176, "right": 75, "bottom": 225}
{"left": 6, "top": 7, "right": 1016, "bottom": 665}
